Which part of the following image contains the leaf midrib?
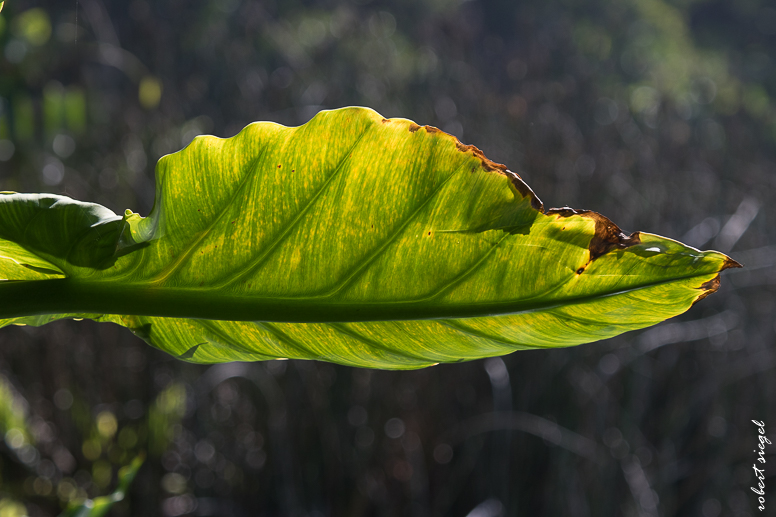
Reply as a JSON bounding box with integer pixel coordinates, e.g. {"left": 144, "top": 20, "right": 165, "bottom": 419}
{"left": 0, "top": 267, "right": 716, "bottom": 323}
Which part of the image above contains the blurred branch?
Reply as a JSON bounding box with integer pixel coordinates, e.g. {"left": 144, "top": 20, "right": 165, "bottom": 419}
{"left": 438, "top": 411, "right": 603, "bottom": 463}
{"left": 79, "top": 0, "right": 119, "bottom": 46}
{"left": 89, "top": 43, "right": 150, "bottom": 83}
{"left": 621, "top": 455, "right": 659, "bottom": 517}
{"left": 636, "top": 311, "right": 738, "bottom": 353}
{"left": 725, "top": 245, "right": 776, "bottom": 271}
{"left": 714, "top": 197, "right": 760, "bottom": 253}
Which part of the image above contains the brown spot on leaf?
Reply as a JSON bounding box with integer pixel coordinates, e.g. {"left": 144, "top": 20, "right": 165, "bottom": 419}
{"left": 694, "top": 274, "right": 721, "bottom": 304}
{"left": 277, "top": 164, "right": 282, "bottom": 168}
{"left": 409, "top": 123, "right": 421, "bottom": 132}
{"left": 547, "top": 207, "right": 641, "bottom": 261}
{"left": 382, "top": 118, "right": 390, "bottom": 123}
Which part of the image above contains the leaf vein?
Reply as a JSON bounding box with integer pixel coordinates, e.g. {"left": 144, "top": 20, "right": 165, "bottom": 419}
{"left": 328, "top": 322, "right": 436, "bottom": 363}
{"left": 315, "top": 166, "right": 460, "bottom": 298}
{"left": 414, "top": 232, "right": 513, "bottom": 302}
{"left": 214, "top": 125, "right": 374, "bottom": 288}
{"left": 437, "top": 319, "right": 524, "bottom": 347}
{"left": 148, "top": 151, "right": 267, "bottom": 284}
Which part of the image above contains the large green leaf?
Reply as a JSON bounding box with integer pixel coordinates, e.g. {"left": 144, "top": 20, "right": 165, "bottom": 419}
{"left": 0, "top": 107, "right": 738, "bottom": 369}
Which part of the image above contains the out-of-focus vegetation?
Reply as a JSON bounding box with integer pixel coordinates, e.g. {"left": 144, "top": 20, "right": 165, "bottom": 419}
{"left": 58, "top": 454, "right": 143, "bottom": 517}
{"left": 0, "top": 0, "right": 772, "bottom": 515}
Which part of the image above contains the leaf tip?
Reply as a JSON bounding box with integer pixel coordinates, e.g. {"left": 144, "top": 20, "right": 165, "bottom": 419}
{"left": 721, "top": 256, "right": 743, "bottom": 270}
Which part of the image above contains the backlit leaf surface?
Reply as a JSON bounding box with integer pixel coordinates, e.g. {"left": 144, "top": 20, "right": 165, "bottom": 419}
{"left": 0, "top": 107, "right": 738, "bottom": 368}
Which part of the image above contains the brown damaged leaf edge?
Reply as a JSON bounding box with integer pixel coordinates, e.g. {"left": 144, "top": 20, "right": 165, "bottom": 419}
{"left": 546, "top": 207, "right": 641, "bottom": 261}
{"left": 453, "top": 140, "right": 545, "bottom": 211}
{"left": 409, "top": 123, "right": 636, "bottom": 260}
{"left": 694, "top": 275, "right": 721, "bottom": 304}
{"left": 406, "top": 120, "right": 738, "bottom": 267}
{"left": 407, "top": 122, "right": 639, "bottom": 259}
{"left": 692, "top": 258, "right": 743, "bottom": 306}
{"left": 408, "top": 122, "right": 544, "bottom": 211}
{"left": 721, "top": 256, "right": 744, "bottom": 270}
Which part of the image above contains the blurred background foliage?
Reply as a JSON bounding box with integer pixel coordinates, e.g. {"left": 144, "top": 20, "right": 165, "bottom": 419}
{"left": 0, "top": 0, "right": 773, "bottom": 515}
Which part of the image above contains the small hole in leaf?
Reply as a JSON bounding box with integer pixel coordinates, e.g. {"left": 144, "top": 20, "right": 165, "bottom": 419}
{"left": 428, "top": 231, "right": 431, "bottom": 236}
{"left": 576, "top": 268, "right": 584, "bottom": 274}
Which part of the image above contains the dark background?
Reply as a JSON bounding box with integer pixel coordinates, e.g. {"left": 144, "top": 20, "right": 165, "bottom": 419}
{"left": 0, "top": 0, "right": 773, "bottom": 515}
